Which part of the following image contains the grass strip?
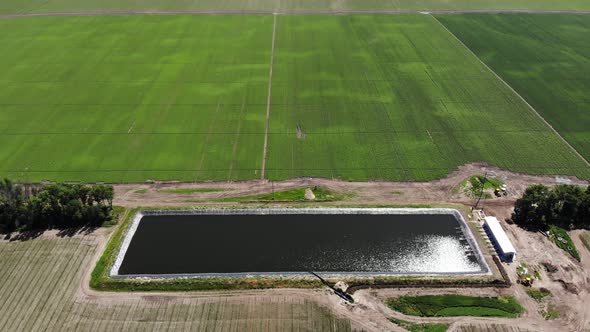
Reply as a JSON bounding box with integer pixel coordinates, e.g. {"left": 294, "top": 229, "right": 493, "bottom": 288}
{"left": 217, "top": 186, "right": 344, "bottom": 202}
{"left": 548, "top": 225, "right": 580, "bottom": 262}
{"left": 579, "top": 231, "right": 590, "bottom": 253}
{"left": 389, "top": 318, "right": 448, "bottom": 332}
{"left": 386, "top": 294, "right": 523, "bottom": 318}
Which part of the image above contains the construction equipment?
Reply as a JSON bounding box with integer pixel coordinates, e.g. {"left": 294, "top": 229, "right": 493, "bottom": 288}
{"left": 494, "top": 187, "right": 502, "bottom": 197}
{"left": 518, "top": 275, "right": 534, "bottom": 287}
{"left": 309, "top": 272, "right": 354, "bottom": 303}
{"left": 516, "top": 265, "right": 534, "bottom": 287}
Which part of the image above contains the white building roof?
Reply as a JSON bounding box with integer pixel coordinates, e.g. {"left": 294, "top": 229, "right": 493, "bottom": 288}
{"left": 484, "top": 216, "right": 516, "bottom": 255}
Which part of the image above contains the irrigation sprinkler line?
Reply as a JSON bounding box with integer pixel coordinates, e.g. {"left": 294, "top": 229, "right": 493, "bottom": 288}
{"left": 431, "top": 14, "right": 590, "bottom": 168}
{"left": 261, "top": 14, "right": 277, "bottom": 180}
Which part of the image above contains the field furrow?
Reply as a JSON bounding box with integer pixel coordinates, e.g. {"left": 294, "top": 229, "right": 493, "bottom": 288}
{"left": 266, "top": 15, "right": 590, "bottom": 181}
{"left": 437, "top": 14, "right": 590, "bottom": 162}
{"left": 0, "top": 14, "right": 588, "bottom": 182}
{"left": 0, "top": 234, "right": 355, "bottom": 331}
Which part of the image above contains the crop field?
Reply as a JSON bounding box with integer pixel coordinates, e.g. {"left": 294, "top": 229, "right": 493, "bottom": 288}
{"left": 265, "top": 15, "right": 589, "bottom": 181}
{"left": 1, "top": 0, "right": 590, "bottom": 15}
{"left": 1, "top": 14, "right": 589, "bottom": 183}
{"left": 437, "top": 14, "right": 590, "bottom": 161}
{"left": 0, "top": 234, "right": 354, "bottom": 331}
{"left": 0, "top": 16, "right": 272, "bottom": 182}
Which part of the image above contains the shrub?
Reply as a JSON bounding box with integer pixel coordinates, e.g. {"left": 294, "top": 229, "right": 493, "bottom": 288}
{"left": 526, "top": 288, "right": 551, "bottom": 302}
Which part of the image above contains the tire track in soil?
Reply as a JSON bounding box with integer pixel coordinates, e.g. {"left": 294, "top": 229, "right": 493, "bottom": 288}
{"left": 260, "top": 14, "right": 277, "bottom": 180}
{"left": 228, "top": 94, "right": 247, "bottom": 180}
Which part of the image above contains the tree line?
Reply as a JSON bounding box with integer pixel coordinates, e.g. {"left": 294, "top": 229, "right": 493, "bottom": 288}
{"left": 0, "top": 179, "right": 114, "bottom": 234}
{"left": 512, "top": 184, "right": 590, "bottom": 230}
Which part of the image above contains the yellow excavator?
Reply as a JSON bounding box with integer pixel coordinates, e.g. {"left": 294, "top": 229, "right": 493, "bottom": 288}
{"left": 518, "top": 275, "right": 533, "bottom": 287}
{"left": 517, "top": 265, "right": 534, "bottom": 286}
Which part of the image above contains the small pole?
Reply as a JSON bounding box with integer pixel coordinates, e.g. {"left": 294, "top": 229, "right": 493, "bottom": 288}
{"left": 473, "top": 172, "right": 488, "bottom": 211}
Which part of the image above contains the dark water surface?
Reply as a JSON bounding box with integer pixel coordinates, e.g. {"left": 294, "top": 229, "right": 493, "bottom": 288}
{"left": 118, "top": 213, "right": 483, "bottom": 275}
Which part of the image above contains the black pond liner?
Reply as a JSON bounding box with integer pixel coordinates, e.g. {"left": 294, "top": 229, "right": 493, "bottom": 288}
{"left": 110, "top": 208, "right": 490, "bottom": 278}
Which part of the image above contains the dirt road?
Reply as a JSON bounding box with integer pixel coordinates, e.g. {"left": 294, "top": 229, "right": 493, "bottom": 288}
{"left": 112, "top": 163, "right": 588, "bottom": 216}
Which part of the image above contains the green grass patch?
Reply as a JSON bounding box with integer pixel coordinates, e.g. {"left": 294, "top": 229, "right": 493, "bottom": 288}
{"left": 134, "top": 189, "right": 149, "bottom": 194}
{"left": 101, "top": 206, "right": 126, "bottom": 228}
{"left": 217, "top": 186, "right": 343, "bottom": 202}
{"left": 541, "top": 306, "right": 560, "bottom": 320}
{"left": 548, "top": 225, "right": 581, "bottom": 261}
{"left": 157, "top": 188, "right": 225, "bottom": 194}
{"left": 463, "top": 175, "right": 504, "bottom": 198}
{"left": 386, "top": 295, "right": 524, "bottom": 318}
{"left": 579, "top": 231, "right": 590, "bottom": 253}
{"left": 470, "top": 175, "right": 503, "bottom": 190}
{"left": 526, "top": 288, "right": 551, "bottom": 302}
{"left": 389, "top": 318, "right": 448, "bottom": 332}
{"left": 437, "top": 14, "right": 590, "bottom": 163}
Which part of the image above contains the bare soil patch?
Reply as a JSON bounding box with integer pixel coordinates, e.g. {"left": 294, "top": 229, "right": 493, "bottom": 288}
{"left": 113, "top": 163, "right": 588, "bottom": 211}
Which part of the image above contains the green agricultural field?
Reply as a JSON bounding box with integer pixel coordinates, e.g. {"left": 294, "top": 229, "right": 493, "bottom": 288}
{"left": 0, "top": 15, "right": 272, "bottom": 182}
{"left": 0, "top": 234, "right": 354, "bottom": 331}
{"left": 266, "top": 15, "right": 590, "bottom": 181}
{"left": 1, "top": 14, "right": 589, "bottom": 183}
{"left": 0, "top": 0, "right": 589, "bottom": 14}
{"left": 437, "top": 14, "right": 590, "bottom": 161}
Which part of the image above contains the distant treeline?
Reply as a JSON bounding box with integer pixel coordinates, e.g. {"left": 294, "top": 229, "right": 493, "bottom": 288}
{"left": 512, "top": 184, "right": 590, "bottom": 230}
{"left": 0, "top": 179, "right": 113, "bottom": 233}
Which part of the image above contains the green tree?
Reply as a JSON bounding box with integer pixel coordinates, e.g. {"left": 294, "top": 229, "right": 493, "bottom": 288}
{"left": 0, "top": 179, "right": 115, "bottom": 234}
{"left": 0, "top": 179, "right": 25, "bottom": 232}
{"left": 513, "top": 184, "right": 589, "bottom": 230}
{"left": 544, "top": 185, "right": 583, "bottom": 229}
{"left": 577, "top": 186, "right": 590, "bottom": 228}
{"left": 512, "top": 184, "right": 550, "bottom": 227}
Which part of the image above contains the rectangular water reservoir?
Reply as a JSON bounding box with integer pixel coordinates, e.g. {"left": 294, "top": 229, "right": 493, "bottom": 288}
{"left": 111, "top": 208, "right": 490, "bottom": 277}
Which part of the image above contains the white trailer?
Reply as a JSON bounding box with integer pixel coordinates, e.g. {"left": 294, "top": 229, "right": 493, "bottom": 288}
{"left": 483, "top": 216, "right": 516, "bottom": 262}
